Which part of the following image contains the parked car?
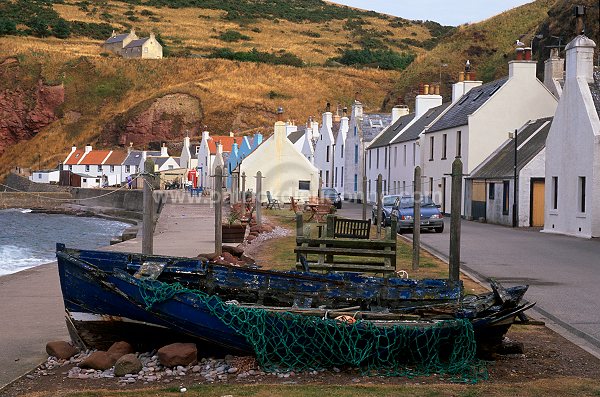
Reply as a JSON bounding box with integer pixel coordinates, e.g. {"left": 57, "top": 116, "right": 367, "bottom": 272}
{"left": 371, "top": 194, "right": 401, "bottom": 226}
{"left": 392, "top": 195, "right": 444, "bottom": 234}
{"left": 321, "top": 188, "right": 342, "bottom": 209}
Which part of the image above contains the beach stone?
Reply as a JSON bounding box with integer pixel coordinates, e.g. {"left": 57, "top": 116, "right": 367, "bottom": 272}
{"left": 79, "top": 351, "right": 115, "bottom": 370}
{"left": 246, "top": 235, "right": 256, "bottom": 242}
{"left": 107, "top": 341, "right": 134, "bottom": 360}
{"left": 221, "top": 252, "right": 236, "bottom": 263}
{"left": 157, "top": 343, "right": 197, "bottom": 368}
{"left": 202, "top": 252, "right": 219, "bottom": 261}
{"left": 249, "top": 225, "right": 261, "bottom": 233}
{"left": 222, "top": 245, "right": 244, "bottom": 257}
{"left": 46, "top": 341, "right": 78, "bottom": 360}
{"left": 114, "top": 354, "right": 143, "bottom": 377}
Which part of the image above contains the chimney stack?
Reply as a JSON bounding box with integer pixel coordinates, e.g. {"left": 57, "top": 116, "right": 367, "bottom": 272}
{"left": 392, "top": 98, "right": 409, "bottom": 123}
{"left": 229, "top": 131, "right": 234, "bottom": 137}
{"left": 84, "top": 144, "right": 92, "bottom": 153}
{"left": 160, "top": 142, "right": 168, "bottom": 157}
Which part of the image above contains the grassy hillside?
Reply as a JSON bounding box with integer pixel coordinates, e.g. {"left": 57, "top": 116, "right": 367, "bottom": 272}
{"left": 386, "top": 0, "right": 559, "bottom": 107}
{"left": 0, "top": 0, "right": 454, "bottom": 66}
{"left": 0, "top": 53, "right": 400, "bottom": 178}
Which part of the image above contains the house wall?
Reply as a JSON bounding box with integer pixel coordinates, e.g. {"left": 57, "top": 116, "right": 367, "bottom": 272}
{"left": 388, "top": 140, "right": 420, "bottom": 199}
{"left": 29, "top": 171, "right": 60, "bottom": 184}
{"left": 239, "top": 122, "right": 319, "bottom": 202}
{"left": 332, "top": 117, "right": 348, "bottom": 194}
{"left": 314, "top": 112, "right": 334, "bottom": 188}
{"left": 544, "top": 70, "right": 600, "bottom": 237}
{"left": 140, "top": 40, "right": 163, "bottom": 59}
{"left": 422, "top": 125, "right": 469, "bottom": 211}
{"left": 343, "top": 102, "right": 364, "bottom": 200}
{"left": 518, "top": 149, "right": 545, "bottom": 227}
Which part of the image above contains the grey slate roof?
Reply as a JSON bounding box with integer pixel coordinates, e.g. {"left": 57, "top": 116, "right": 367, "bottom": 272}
{"left": 392, "top": 103, "right": 451, "bottom": 145}
{"left": 590, "top": 70, "right": 600, "bottom": 119}
{"left": 124, "top": 38, "right": 149, "bottom": 49}
{"left": 122, "top": 151, "right": 161, "bottom": 166}
{"left": 470, "top": 117, "right": 553, "bottom": 179}
{"left": 150, "top": 157, "right": 171, "bottom": 167}
{"left": 427, "top": 78, "right": 508, "bottom": 133}
{"left": 105, "top": 33, "right": 130, "bottom": 44}
{"left": 368, "top": 113, "right": 415, "bottom": 149}
{"left": 287, "top": 129, "right": 305, "bottom": 144}
{"left": 362, "top": 113, "right": 393, "bottom": 142}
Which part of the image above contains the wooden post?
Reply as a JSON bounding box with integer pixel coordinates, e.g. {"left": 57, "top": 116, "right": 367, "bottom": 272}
{"left": 255, "top": 171, "right": 262, "bottom": 226}
{"left": 214, "top": 166, "right": 223, "bottom": 256}
{"left": 296, "top": 212, "right": 304, "bottom": 238}
{"left": 412, "top": 166, "right": 421, "bottom": 271}
{"left": 142, "top": 159, "right": 155, "bottom": 255}
{"left": 362, "top": 175, "right": 367, "bottom": 221}
{"left": 449, "top": 157, "right": 463, "bottom": 283}
{"left": 231, "top": 172, "right": 238, "bottom": 205}
{"left": 376, "top": 174, "right": 383, "bottom": 237}
{"left": 241, "top": 172, "right": 246, "bottom": 202}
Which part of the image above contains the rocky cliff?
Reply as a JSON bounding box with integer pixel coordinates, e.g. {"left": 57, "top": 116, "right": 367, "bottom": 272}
{"left": 0, "top": 58, "right": 64, "bottom": 155}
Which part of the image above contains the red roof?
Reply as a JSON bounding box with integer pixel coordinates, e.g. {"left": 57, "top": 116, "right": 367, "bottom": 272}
{"left": 64, "top": 150, "right": 85, "bottom": 165}
{"left": 103, "top": 151, "right": 128, "bottom": 165}
{"left": 207, "top": 136, "right": 239, "bottom": 154}
{"left": 78, "top": 150, "right": 112, "bottom": 165}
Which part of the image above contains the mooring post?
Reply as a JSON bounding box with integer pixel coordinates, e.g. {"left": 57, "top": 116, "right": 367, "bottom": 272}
{"left": 362, "top": 175, "right": 367, "bottom": 221}
{"left": 412, "top": 166, "right": 422, "bottom": 271}
{"left": 214, "top": 166, "right": 223, "bottom": 256}
{"left": 142, "top": 159, "right": 155, "bottom": 255}
{"left": 255, "top": 171, "right": 262, "bottom": 226}
{"left": 449, "top": 157, "right": 463, "bottom": 283}
{"left": 376, "top": 174, "right": 383, "bottom": 237}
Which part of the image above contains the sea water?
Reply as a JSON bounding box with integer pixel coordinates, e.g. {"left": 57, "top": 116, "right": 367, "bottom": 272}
{"left": 0, "top": 209, "right": 130, "bottom": 276}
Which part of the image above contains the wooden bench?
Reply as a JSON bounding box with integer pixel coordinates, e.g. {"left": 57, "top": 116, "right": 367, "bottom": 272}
{"left": 294, "top": 214, "right": 397, "bottom": 277}
{"left": 332, "top": 216, "right": 371, "bottom": 239}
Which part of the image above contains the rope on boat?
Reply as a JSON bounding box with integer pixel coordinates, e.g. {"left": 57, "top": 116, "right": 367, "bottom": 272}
{"left": 137, "top": 278, "right": 488, "bottom": 383}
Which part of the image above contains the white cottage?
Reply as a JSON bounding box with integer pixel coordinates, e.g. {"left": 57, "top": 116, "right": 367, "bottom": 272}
{"left": 467, "top": 117, "right": 552, "bottom": 227}
{"left": 314, "top": 105, "right": 335, "bottom": 189}
{"left": 543, "top": 35, "right": 600, "bottom": 238}
{"left": 332, "top": 109, "right": 349, "bottom": 194}
{"left": 422, "top": 52, "right": 558, "bottom": 215}
{"left": 238, "top": 115, "right": 319, "bottom": 202}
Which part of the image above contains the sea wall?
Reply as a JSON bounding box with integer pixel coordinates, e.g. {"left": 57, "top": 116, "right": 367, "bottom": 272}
{"left": 0, "top": 192, "right": 72, "bottom": 209}
{"left": 71, "top": 188, "right": 143, "bottom": 212}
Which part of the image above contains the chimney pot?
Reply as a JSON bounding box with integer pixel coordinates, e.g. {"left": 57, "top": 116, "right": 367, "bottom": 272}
{"left": 434, "top": 84, "right": 440, "bottom": 95}
{"left": 423, "top": 84, "right": 429, "bottom": 95}
{"left": 458, "top": 72, "right": 464, "bottom": 82}
{"left": 524, "top": 47, "right": 532, "bottom": 61}
{"left": 325, "top": 102, "right": 331, "bottom": 113}
{"left": 418, "top": 83, "right": 424, "bottom": 95}
{"left": 516, "top": 47, "right": 524, "bottom": 61}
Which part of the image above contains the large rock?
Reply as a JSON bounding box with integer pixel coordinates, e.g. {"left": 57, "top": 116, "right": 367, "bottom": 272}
{"left": 113, "top": 354, "right": 142, "bottom": 377}
{"left": 221, "top": 252, "right": 236, "bottom": 264}
{"left": 107, "top": 341, "right": 134, "bottom": 360}
{"left": 157, "top": 343, "right": 197, "bottom": 368}
{"left": 79, "top": 351, "right": 116, "bottom": 370}
{"left": 222, "top": 245, "right": 244, "bottom": 257}
{"left": 46, "top": 341, "right": 78, "bottom": 360}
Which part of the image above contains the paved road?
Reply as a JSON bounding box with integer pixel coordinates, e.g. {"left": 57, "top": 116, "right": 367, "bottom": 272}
{"left": 338, "top": 202, "right": 600, "bottom": 358}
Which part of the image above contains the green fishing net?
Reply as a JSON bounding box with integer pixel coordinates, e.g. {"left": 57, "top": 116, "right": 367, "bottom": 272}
{"left": 138, "top": 278, "right": 487, "bottom": 383}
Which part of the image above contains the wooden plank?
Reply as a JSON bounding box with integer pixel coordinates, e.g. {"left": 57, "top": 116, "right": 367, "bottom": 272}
{"left": 307, "top": 263, "right": 394, "bottom": 273}
{"left": 294, "top": 246, "right": 396, "bottom": 256}
{"left": 296, "top": 238, "right": 395, "bottom": 248}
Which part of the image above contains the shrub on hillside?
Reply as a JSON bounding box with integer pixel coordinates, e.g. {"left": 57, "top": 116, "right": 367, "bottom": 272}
{"left": 332, "top": 48, "right": 415, "bottom": 70}
{"left": 217, "top": 30, "right": 251, "bottom": 42}
{"left": 208, "top": 47, "right": 304, "bottom": 67}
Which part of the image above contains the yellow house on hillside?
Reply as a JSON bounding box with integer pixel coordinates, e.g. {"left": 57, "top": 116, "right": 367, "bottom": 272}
{"left": 102, "top": 29, "right": 163, "bottom": 59}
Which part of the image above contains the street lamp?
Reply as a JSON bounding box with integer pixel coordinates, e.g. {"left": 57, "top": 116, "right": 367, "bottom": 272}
{"left": 509, "top": 129, "right": 518, "bottom": 227}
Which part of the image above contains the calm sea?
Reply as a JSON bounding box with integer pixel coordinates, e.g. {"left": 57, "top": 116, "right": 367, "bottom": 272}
{"left": 0, "top": 208, "right": 130, "bottom": 276}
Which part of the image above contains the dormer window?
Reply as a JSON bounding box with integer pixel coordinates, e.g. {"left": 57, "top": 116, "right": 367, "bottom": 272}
{"left": 85, "top": 165, "right": 90, "bottom": 172}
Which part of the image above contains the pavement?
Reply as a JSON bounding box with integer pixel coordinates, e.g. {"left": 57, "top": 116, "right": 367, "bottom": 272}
{"left": 0, "top": 201, "right": 216, "bottom": 390}
{"left": 338, "top": 202, "right": 600, "bottom": 359}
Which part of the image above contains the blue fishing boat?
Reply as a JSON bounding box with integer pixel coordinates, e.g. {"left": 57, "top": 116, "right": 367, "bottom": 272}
{"left": 56, "top": 243, "right": 533, "bottom": 366}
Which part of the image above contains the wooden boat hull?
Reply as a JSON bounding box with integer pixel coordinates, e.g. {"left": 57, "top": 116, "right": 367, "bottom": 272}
{"left": 56, "top": 244, "right": 532, "bottom": 356}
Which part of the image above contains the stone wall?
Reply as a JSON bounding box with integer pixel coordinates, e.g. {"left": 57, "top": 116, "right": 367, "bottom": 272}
{"left": 71, "top": 188, "right": 143, "bottom": 212}
{"left": 3, "top": 173, "right": 70, "bottom": 193}
{"left": 0, "top": 192, "right": 72, "bottom": 209}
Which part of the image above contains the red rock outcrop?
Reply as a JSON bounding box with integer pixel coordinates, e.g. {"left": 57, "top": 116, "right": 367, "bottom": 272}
{"left": 100, "top": 93, "right": 203, "bottom": 147}
{"left": 0, "top": 79, "right": 64, "bottom": 155}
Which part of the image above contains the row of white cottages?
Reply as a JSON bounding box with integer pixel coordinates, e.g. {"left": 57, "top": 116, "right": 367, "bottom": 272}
{"left": 295, "top": 35, "right": 598, "bottom": 239}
